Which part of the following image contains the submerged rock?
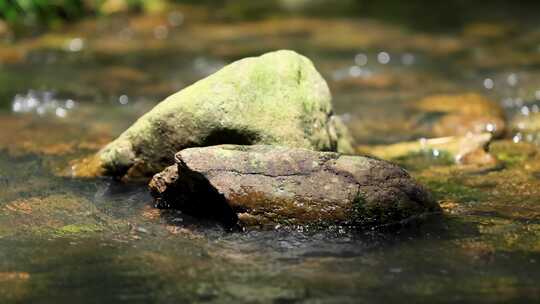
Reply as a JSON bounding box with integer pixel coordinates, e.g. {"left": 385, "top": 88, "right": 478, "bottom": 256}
{"left": 359, "top": 133, "right": 497, "bottom": 167}
{"left": 413, "top": 93, "right": 506, "bottom": 138}
{"left": 149, "top": 145, "right": 440, "bottom": 229}
{"left": 80, "top": 50, "right": 354, "bottom": 179}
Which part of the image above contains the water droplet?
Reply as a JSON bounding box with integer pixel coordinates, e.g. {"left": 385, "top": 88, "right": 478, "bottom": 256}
{"left": 507, "top": 73, "right": 518, "bottom": 86}
{"left": 513, "top": 133, "right": 522, "bottom": 143}
{"left": 119, "top": 94, "right": 129, "bottom": 105}
{"left": 349, "top": 65, "right": 362, "bottom": 77}
{"left": 377, "top": 52, "right": 390, "bottom": 64}
{"left": 55, "top": 107, "right": 67, "bottom": 118}
{"left": 67, "top": 38, "right": 84, "bottom": 52}
{"left": 65, "top": 99, "right": 75, "bottom": 109}
{"left": 483, "top": 78, "right": 494, "bottom": 90}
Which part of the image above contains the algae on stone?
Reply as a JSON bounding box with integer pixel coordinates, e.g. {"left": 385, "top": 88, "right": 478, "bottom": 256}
{"left": 83, "top": 50, "right": 354, "bottom": 179}
{"left": 149, "top": 145, "right": 440, "bottom": 229}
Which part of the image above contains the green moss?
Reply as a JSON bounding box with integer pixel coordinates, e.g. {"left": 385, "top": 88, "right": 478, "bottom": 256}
{"left": 348, "top": 194, "right": 418, "bottom": 227}
{"left": 56, "top": 224, "right": 103, "bottom": 236}
{"left": 421, "top": 179, "right": 484, "bottom": 203}
{"left": 490, "top": 140, "right": 537, "bottom": 167}
{"left": 94, "top": 50, "right": 353, "bottom": 178}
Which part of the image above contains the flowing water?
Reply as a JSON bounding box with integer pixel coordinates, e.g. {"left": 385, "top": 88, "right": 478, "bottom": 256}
{"left": 1, "top": 4, "right": 540, "bottom": 303}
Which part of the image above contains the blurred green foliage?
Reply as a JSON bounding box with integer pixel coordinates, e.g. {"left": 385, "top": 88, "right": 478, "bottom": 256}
{"left": 0, "top": 0, "right": 143, "bottom": 29}
{"left": 2, "top": 0, "right": 540, "bottom": 32}
{"left": 0, "top": 0, "right": 85, "bottom": 27}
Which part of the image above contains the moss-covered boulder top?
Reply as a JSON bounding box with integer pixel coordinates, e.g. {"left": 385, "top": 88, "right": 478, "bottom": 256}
{"left": 79, "top": 50, "right": 354, "bottom": 179}
{"left": 149, "top": 145, "right": 440, "bottom": 229}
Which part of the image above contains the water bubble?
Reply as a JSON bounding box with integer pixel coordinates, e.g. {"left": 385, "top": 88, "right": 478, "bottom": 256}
{"left": 513, "top": 133, "right": 523, "bottom": 143}
{"left": 65, "top": 99, "right": 75, "bottom": 109}
{"left": 354, "top": 53, "right": 368, "bottom": 66}
{"left": 507, "top": 73, "right": 518, "bottom": 86}
{"left": 119, "top": 94, "right": 129, "bottom": 105}
{"left": 11, "top": 90, "right": 75, "bottom": 117}
{"left": 377, "top": 52, "right": 390, "bottom": 64}
{"left": 12, "top": 99, "right": 22, "bottom": 112}
{"left": 55, "top": 107, "right": 67, "bottom": 118}
{"left": 67, "top": 38, "right": 84, "bottom": 52}
{"left": 349, "top": 65, "right": 362, "bottom": 77}
{"left": 483, "top": 78, "right": 494, "bottom": 90}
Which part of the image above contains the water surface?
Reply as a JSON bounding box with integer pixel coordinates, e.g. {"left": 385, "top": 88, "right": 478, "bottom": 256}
{"left": 1, "top": 5, "right": 540, "bottom": 303}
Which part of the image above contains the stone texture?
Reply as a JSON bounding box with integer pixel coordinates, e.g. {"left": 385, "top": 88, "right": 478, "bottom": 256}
{"left": 413, "top": 93, "right": 506, "bottom": 138}
{"left": 149, "top": 145, "right": 440, "bottom": 229}
{"left": 83, "top": 50, "right": 354, "bottom": 179}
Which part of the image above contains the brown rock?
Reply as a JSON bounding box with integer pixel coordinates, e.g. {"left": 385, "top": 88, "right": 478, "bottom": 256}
{"left": 149, "top": 145, "right": 440, "bottom": 229}
{"left": 414, "top": 93, "right": 506, "bottom": 138}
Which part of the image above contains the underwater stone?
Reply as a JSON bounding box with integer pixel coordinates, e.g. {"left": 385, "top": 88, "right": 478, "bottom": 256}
{"left": 84, "top": 50, "right": 354, "bottom": 179}
{"left": 360, "top": 133, "right": 496, "bottom": 166}
{"left": 413, "top": 93, "right": 506, "bottom": 138}
{"left": 149, "top": 145, "right": 440, "bottom": 229}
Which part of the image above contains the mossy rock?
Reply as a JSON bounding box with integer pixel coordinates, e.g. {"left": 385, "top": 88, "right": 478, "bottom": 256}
{"left": 80, "top": 50, "right": 354, "bottom": 179}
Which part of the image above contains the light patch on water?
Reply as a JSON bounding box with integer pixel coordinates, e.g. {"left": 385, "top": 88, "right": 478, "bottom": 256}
{"left": 377, "top": 51, "right": 390, "bottom": 64}
{"left": 11, "top": 90, "right": 76, "bottom": 118}
{"left": 507, "top": 73, "right": 518, "bottom": 86}
{"left": 66, "top": 38, "right": 84, "bottom": 52}
{"left": 354, "top": 53, "right": 368, "bottom": 66}
{"left": 118, "top": 94, "right": 129, "bottom": 105}
{"left": 483, "top": 78, "right": 494, "bottom": 89}
{"left": 332, "top": 65, "right": 373, "bottom": 81}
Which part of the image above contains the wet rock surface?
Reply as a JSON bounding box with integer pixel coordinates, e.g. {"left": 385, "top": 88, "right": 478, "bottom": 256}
{"left": 149, "top": 145, "right": 440, "bottom": 229}
{"left": 413, "top": 93, "right": 506, "bottom": 138}
{"left": 360, "top": 133, "right": 499, "bottom": 168}
{"left": 82, "top": 50, "right": 354, "bottom": 179}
